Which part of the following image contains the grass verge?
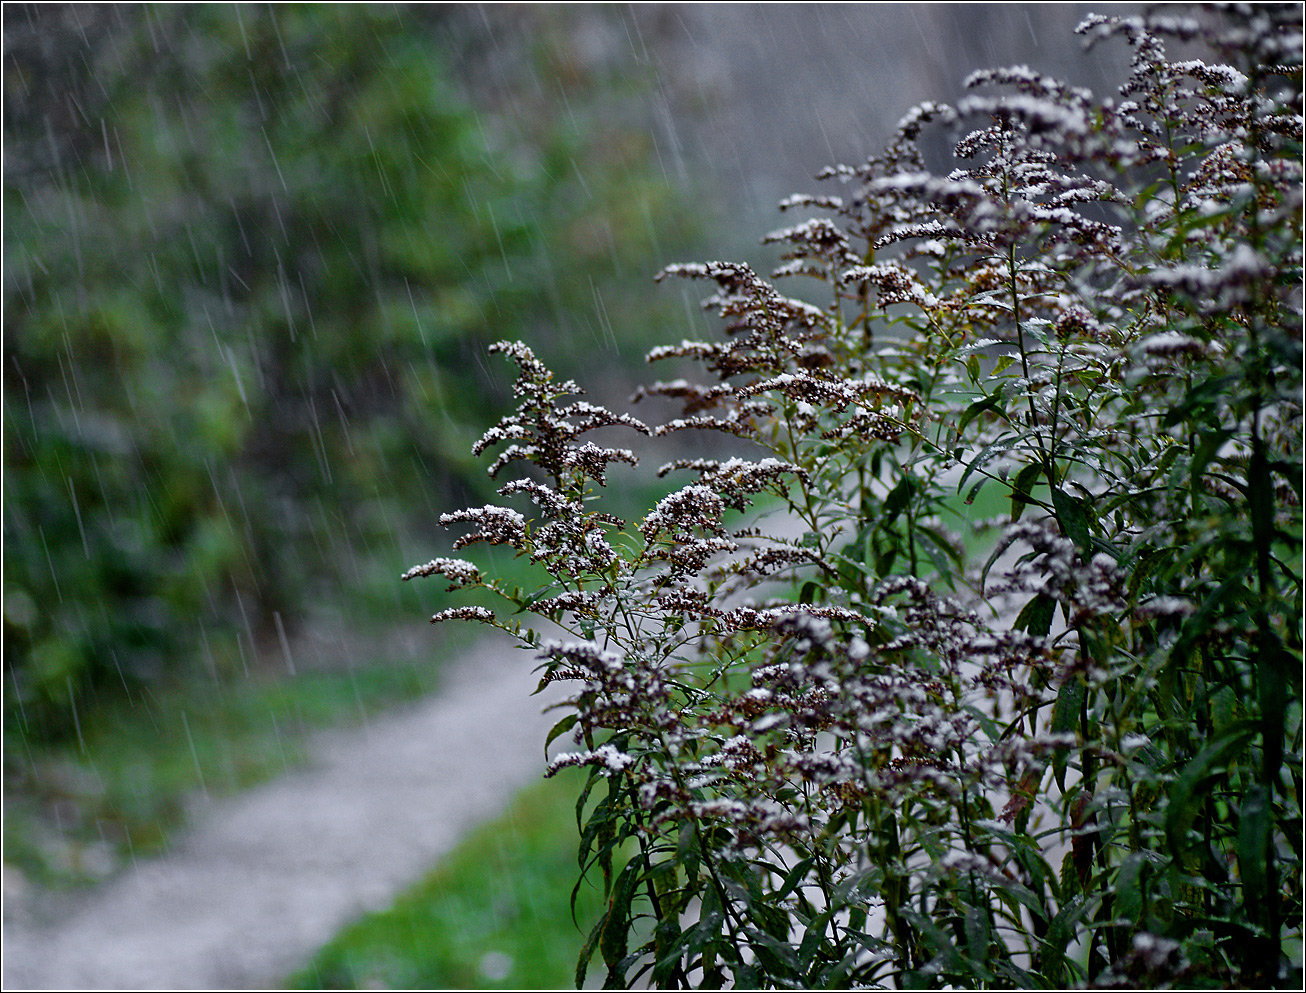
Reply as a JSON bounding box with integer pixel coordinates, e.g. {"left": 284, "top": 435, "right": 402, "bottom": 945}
{"left": 285, "top": 772, "right": 604, "bottom": 990}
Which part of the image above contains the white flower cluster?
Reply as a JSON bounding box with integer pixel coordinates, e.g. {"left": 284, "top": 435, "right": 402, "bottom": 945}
{"left": 546, "top": 742, "right": 637, "bottom": 778}
{"left": 400, "top": 557, "right": 481, "bottom": 587}
{"left": 439, "top": 505, "right": 527, "bottom": 550}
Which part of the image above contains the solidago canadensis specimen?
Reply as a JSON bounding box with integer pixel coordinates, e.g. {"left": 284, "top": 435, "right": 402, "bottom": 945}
{"left": 407, "top": 8, "right": 1302, "bottom": 988}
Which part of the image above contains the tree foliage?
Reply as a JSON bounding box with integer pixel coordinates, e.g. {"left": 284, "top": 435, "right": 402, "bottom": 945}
{"left": 3, "top": 4, "right": 693, "bottom": 735}
{"left": 413, "top": 7, "right": 1302, "bottom": 987}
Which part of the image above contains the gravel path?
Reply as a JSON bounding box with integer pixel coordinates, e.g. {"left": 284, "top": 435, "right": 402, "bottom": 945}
{"left": 3, "top": 632, "right": 563, "bottom": 991}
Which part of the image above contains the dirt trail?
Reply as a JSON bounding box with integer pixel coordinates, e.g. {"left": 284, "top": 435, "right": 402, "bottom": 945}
{"left": 2, "top": 633, "right": 563, "bottom": 991}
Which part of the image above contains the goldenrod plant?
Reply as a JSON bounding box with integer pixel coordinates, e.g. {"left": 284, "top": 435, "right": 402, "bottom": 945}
{"left": 409, "top": 7, "right": 1302, "bottom": 987}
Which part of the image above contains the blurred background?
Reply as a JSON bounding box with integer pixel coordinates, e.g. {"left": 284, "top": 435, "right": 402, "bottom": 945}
{"left": 4, "top": 3, "right": 1132, "bottom": 986}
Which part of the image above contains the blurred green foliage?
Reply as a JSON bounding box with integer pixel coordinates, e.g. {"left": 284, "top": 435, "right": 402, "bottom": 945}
{"left": 3, "top": 4, "right": 696, "bottom": 738}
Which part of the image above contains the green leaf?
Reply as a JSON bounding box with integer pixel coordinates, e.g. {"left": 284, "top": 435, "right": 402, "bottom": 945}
{"left": 774, "top": 856, "right": 817, "bottom": 902}
{"left": 901, "top": 906, "right": 995, "bottom": 983}
{"left": 956, "top": 434, "right": 1019, "bottom": 496}
{"left": 1155, "top": 440, "right": 1184, "bottom": 477}
{"left": 1126, "top": 547, "right": 1169, "bottom": 601}
{"left": 576, "top": 910, "right": 605, "bottom": 988}
{"left": 1051, "top": 674, "right": 1085, "bottom": 790}
{"left": 917, "top": 524, "right": 965, "bottom": 573}
{"left": 980, "top": 527, "right": 1021, "bottom": 591}
{"left": 600, "top": 859, "right": 641, "bottom": 982}
{"left": 874, "top": 545, "right": 898, "bottom": 577}
{"left": 1014, "top": 593, "right": 1056, "bottom": 637}
{"left": 795, "top": 906, "right": 837, "bottom": 970}
{"left": 1238, "top": 786, "right": 1271, "bottom": 925}
{"left": 651, "top": 916, "right": 686, "bottom": 987}
{"left": 964, "top": 903, "right": 992, "bottom": 968}
{"left": 994, "top": 959, "right": 1039, "bottom": 988}
{"left": 676, "top": 890, "right": 726, "bottom": 976}
{"left": 883, "top": 475, "right": 916, "bottom": 522}
{"left": 955, "top": 393, "right": 1001, "bottom": 438}
{"left": 545, "top": 713, "right": 579, "bottom": 753}
{"left": 1010, "top": 462, "right": 1043, "bottom": 521}
{"left": 1039, "top": 895, "right": 1088, "bottom": 985}
{"left": 1114, "top": 851, "right": 1148, "bottom": 923}
{"left": 746, "top": 927, "right": 801, "bottom": 977}
{"left": 1165, "top": 722, "right": 1258, "bottom": 856}
{"left": 1051, "top": 487, "right": 1091, "bottom": 553}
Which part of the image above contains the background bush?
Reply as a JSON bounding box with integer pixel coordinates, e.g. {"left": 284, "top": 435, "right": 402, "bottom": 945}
{"left": 417, "top": 7, "right": 1302, "bottom": 987}
{"left": 3, "top": 4, "right": 696, "bottom": 739}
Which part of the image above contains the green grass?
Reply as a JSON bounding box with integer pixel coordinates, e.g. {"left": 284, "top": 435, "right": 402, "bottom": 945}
{"left": 286, "top": 773, "right": 608, "bottom": 991}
